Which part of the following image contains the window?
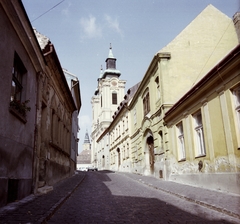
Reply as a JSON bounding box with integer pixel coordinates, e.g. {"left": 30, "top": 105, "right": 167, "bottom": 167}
{"left": 133, "top": 108, "right": 137, "bottom": 125}
{"left": 193, "top": 111, "right": 206, "bottom": 157}
{"left": 9, "top": 52, "right": 30, "bottom": 120}
{"left": 11, "top": 53, "right": 26, "bottom": 102}
{"left": 112, "top": 92, "right": 117, "bottom": 104}
{"left": 143, "top": 90, "right": 150, "bottom": 116}
{"left": 158, "top": 130, "right": 163, "bottom": 151}
{"left": 176, "top": 122, "right": 186, "bottom": 161}
{"left": 155, "top": 76, "right": 160, "bottom": 101}
{"left": 233, "top": 86, "right": 240, "bottom": 133}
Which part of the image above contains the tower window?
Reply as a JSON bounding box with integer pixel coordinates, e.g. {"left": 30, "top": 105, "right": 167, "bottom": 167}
{"left": 112, "top": 92, "right": 117, "bottom": 105}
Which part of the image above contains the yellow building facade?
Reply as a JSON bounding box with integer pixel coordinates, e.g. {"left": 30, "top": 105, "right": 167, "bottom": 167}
{"left": 164, "top": 44, "right": 240, "bottom": 194}
{"left": 128, "top": 5, "right": 239, "bottom": 180}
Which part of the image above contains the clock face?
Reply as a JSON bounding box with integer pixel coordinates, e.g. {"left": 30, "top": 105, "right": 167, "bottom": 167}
{"left": 111, "top": 81, "right": 117, "bottom": 86}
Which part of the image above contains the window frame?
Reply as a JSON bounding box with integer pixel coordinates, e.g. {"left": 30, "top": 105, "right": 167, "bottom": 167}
{"left": 232, "top": 85, "right": 240, "bottom": 148}
{"left": 192, "top": 110, "right": 206, "bottom": 157}
{"left": 143, "top": 89, "right": 150, "bottom": 116}
{"left": 9, "top": 52, "right": 28, "bottom": 122}
{"left": 11, "top": 52, "right": 26, "bottom": 102}
{"left": 112, "top": 92, "right": 117, "bottom": 105}
{"left": 176, "top": 122, "right": 186, "bottom": 161}
{"left": 155, "top": 76, "right": 160, "bottom": 101}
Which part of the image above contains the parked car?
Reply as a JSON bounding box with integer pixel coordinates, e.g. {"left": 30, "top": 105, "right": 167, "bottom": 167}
{"left": 78, "top": 167, "right": 87, "bottom": 171}
{"left": 87, "top": 167, "right": 98, "bottom": 171}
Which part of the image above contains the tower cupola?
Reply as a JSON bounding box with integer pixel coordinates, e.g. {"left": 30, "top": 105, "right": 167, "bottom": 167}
{"left": 101, "top": 44, "right": 121, "bottom": 79}
{"left": 106, "top": 43, "right": 116, "bottom": 69}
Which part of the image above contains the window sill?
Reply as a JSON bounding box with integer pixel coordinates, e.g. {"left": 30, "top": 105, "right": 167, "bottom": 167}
{"left": 178, "top": 158, "right": 186, "bottom": 162}
{"left": 9, "top": 107, "right": 27, "bottom": 123}
{"left": 195, "top": 154, "right": 206, "bottom": 159}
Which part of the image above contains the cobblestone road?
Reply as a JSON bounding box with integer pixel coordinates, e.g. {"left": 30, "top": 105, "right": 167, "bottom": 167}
{"left": 47, "top": 171, "right": 239, "bottom": 224}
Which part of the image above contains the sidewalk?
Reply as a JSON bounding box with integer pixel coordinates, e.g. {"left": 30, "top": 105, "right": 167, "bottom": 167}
{"left": 0, "top": 172, "right": 86, "bottom": 224}
{"left": 119, "top": 172, "right": 240, "bottom": 220}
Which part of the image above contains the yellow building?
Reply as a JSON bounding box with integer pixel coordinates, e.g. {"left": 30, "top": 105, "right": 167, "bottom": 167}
{"left": 128, "top": 5, "right": 239, "bottom": 179}
{"left": 164, "top": 44, "right": 240, "bottom": 194}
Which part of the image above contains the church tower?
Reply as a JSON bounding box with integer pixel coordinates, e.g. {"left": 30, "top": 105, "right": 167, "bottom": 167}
{"left": 82, "top": 130, "right": 91, "bottom": 151}
{"left": 91, "top": 45, "right": 126, "bottom": 168}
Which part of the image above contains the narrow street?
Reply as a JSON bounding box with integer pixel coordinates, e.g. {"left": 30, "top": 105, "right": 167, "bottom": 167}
{"left": 47, "top": 171, "right": 239, "bottom": 224}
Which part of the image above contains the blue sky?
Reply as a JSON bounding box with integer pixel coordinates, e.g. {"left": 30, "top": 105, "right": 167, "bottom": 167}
{"left": 22, "top": 0, "right": 239, "bottom": 152}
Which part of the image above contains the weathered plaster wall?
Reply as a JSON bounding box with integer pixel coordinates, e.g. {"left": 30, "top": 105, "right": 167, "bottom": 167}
{"left": 160, "top": 5, "right": 238, "bottom": 105}
{"left": 0, "top": 4, "right": 38, "bottom": 207}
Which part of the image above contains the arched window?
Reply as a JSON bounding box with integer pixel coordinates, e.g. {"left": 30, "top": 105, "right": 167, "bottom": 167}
{"left": 143, "top": 88, "right": 150, "bottom": 116}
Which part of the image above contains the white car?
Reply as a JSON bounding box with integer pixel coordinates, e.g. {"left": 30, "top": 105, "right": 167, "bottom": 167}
{"left": 78, "top": 167, "right": 87, "bottom": 171}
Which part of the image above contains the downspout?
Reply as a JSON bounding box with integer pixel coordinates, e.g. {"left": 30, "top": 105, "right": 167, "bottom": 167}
{"left": 32, "top": 71, "right": 42, "bottom": 194}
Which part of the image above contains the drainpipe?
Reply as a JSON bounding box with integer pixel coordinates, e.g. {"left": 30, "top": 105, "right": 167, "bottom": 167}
{"left": 32, "top": 71, "right": 43, "bottom": 194}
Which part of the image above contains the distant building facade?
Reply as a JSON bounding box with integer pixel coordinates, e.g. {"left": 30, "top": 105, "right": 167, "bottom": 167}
{"left": 77, "top": 130, "right": 91, "bottom": 170}
{"left": 63, "top": 69, "right": 81, "bottom": 172}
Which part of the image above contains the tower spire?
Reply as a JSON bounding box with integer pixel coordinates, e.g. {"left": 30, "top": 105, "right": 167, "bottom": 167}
{"left": 108, "top": 43, "right": 114, "bottom": 59}
{"left": 84, "top": 130, "right": 90, "bottom": 144}
{"left": 99, "top": 65, "right": 103, "bottom": 79}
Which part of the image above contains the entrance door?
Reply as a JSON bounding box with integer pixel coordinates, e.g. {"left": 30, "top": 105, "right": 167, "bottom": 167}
{"left": 146, "top": 135, "right": 154, "bottom": 174}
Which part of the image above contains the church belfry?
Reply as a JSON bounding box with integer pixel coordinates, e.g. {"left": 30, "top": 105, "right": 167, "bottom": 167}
{"left": 106, "top": 44, "right": 116, "bottom": 70}
{"left": 82, "top": 130, "right": 91, "bottom": 151}
{"left": 84, "top": 130, "right": 90, "bottom": 144}
{"left": 91, "top": 44, "right": 126, "bottom": 169}
{"left": 100, "top": 44, "right": 121, "bottom": 79}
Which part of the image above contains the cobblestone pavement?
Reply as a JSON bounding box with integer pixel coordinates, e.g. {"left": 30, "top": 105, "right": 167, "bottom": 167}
{"left": 0, "top": 172, "right": 85, "bottom": 224}
{"left": 0, "top": 171, "right": 239, "bottom": 224}
{"left": 48, "top": 171, "right": 239, "bottom": 224}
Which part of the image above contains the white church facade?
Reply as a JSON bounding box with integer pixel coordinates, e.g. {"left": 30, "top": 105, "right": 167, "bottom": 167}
{"left": 91, "top": 46, "right": 126, "bottom": 170}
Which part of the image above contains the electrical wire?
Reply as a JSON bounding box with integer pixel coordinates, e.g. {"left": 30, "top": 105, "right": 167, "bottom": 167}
{"left": 31, "top": 0, "right": 65, "bottom": 23}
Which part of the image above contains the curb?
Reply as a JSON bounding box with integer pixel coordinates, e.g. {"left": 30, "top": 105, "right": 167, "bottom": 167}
{"left": 38, "top": 173, "right": 86, "bottom": 224}
{"left": 145, "top": 182, "right": 240, "bottom": 220}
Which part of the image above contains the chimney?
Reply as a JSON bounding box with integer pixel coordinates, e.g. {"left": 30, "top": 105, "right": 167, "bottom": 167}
{"left": 233, "top": 12, "right": 240, "bottom": 43}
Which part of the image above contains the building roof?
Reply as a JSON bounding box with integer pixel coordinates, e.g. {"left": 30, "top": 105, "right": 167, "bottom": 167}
{"left": 77, "top": 149, "right": 91, "bottom": 164}
{"left": 112, "top": 82, "right": 141, "bottom": 119}
{"left": 34, "top": 29, "right": 50, "bottom": 50}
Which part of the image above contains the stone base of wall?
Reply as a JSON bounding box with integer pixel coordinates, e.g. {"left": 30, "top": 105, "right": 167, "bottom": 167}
{"left": 169, "top": 173, "right": 240, "bottom": 195}
{"left": 46, "top": 160, "right": 70, "bottom": 186}
{"left": 0, "top": 178, "right": 32, "bottom": 208}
